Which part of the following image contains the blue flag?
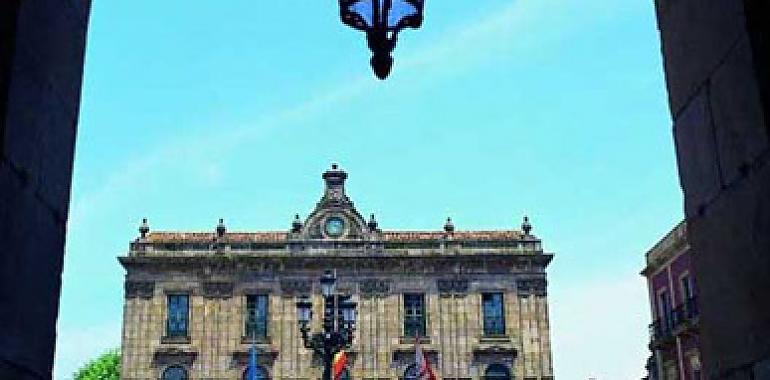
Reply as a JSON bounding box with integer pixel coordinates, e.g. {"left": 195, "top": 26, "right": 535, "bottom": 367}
{"left": 248, "top": 339, "right": 258, "bottom": 380}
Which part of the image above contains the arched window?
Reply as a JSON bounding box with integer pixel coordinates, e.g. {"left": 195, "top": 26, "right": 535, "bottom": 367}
{"left": 484, "top": 364, "right": 510, "bottom": 380}
{"left": 242, "top": 365, "right": 269, "bottom": 380}
{"left": 161, "top": 365, "right": 188, "bottom": 380}
{"left": 403, "top": 364, "right": 420, "bottom": 380}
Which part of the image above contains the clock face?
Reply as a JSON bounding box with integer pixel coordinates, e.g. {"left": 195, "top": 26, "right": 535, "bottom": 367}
{"left": 325, "top": 217, "right": 345, "bottom": 237}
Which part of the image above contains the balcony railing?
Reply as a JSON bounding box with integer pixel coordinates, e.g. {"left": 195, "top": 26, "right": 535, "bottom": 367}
{"left": 649, "top": 317, "right": 673, "bottom": 343}
{"left": 673, "top": 296, "right": 699, "bottom": 329}
{"left": 649, "top": 296, "right": 699, "bottom": 346}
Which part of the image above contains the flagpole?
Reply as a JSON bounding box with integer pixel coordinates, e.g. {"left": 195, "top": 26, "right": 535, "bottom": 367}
{"left": 250, "top": 319, "right": 258, "bottom": 380}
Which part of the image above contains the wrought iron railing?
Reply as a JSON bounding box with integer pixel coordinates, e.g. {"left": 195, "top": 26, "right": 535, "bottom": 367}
{"left": 649, "top": 317, "right": 673, "bottom": 343}
{"left": 671, "top": 304, "right": 686, "bottom": 329}
{"left": 673, "top": 296, "right": 699, "bottom": 330}
{"left": 650, "top": 296, "right": 699, "bottom": 344}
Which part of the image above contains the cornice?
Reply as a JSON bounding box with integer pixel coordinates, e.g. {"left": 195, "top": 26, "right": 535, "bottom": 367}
{"left": 118, "top": 253, "right": 554, "bottom": 275}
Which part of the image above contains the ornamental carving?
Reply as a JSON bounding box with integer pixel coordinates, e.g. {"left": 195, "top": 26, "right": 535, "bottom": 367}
{"left": 230, "top": 348, "right": 279, "bottom": 368}
{"left": 280, "top": 279, "right": 313, "bottom": 295}
{"left": 437, "top": 279, "right": 469, "bottom": 294}
{"left": 472, "top": 345, "right": 517, "bottom": 365}
{"left": 391, "top": 346, "right": 438, "bottom": 367}
{"left": 359, "top": 279, "right": 390, "bottom": 295}
{"left": 516, "top": 278, "right": 547, "bottom": 296}
{"left": 201, "top": 282, "right": 233, "bottom": 299}
{"left": 152, "top": 348, "right": 197, "bottom": 367}
{"left": 125, "top": 281, "right": 154, "bottom": 299}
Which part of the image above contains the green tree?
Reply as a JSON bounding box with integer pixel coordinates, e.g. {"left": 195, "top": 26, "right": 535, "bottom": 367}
{"left": 73, "top": 349, "right": 120, "bottom": 380}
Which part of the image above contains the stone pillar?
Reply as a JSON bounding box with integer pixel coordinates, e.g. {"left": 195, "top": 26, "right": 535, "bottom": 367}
{"left": 0, "top": 1, "right": 91, "bottom": 378}
{"left": 654, "top": 0, "right": 770, "bottom": 377}
{"left": 507, "top": 291, "right": 523, "bottom": 379}
{"left": 537, "top": 296, "right": 553, "bottom": 378}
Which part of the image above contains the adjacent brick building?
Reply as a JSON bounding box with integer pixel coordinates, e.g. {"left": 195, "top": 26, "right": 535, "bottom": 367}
{"left": 118, "top": 165, "right": 555, "bottom": 380}
{"left": 641, "top": 221, "right": 700, "bottom": 380}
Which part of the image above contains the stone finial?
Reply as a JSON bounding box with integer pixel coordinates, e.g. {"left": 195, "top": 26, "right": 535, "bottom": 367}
{"left": 292, "top": 214, "right": 303, "bottom": 233}
{"left": 139, "top": 218, "right": 150, "bottom": 239}
{"left": 522, "top": 215, "right": 532, "bottom": 236}
{"left": 368, "top": 213, "right": 378, "bottom": 231}
{"left": 444, "top": 217, "right": 455, "bottom": 233}
{"left": 216, "top": 218, "right": 226, "bottom": 237}
{"left": 322, "top": 163, "right": 348, "bottom": 188}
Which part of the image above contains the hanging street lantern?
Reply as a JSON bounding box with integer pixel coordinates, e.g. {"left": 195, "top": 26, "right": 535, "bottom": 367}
{"left": 338, "top": 0, "right": 425, "bottom": 79}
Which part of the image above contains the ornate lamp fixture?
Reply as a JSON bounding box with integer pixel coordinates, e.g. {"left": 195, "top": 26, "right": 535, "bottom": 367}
{"left": 339, "top": 0, "right": 425, "bottom": 79}
{"left": 296, "top": 270, "right": 357, "bottom": 380}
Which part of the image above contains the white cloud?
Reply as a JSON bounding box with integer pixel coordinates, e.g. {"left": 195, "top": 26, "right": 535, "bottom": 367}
{"left": 550, "top": 275, "right": 650, "bottom": 379}
{"left": 66, "top": 0, "right": 537, "bottom": 229}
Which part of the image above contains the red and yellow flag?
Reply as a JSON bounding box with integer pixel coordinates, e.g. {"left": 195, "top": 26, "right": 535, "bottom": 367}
{"left": 332, "top": 350, "right": 348, "bottom": 380}
{"left": 415, "top": 339, "right": 436, "bottom": 380}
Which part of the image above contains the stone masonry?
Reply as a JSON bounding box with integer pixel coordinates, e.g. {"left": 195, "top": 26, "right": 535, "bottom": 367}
{"left": 653, "top": 0, "right": 770, "bottom": 378}
{"left": 0, "top": 1, "right": 91, "bottom": 378}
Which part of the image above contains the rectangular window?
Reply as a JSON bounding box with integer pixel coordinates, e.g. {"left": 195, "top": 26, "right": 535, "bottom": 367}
{"left": 166, "top": 294, "right": 189, "bottom": 337}
{"left": 681, "top": 275, "right": 694, "bottom": 300}
{"left": 658, "top": 290, "right": 672, "bottom": 330}
{"left": 681, "top": 275, "right": 699, "bottom": 319}
{"left": 245, "top": 294, "right": 269, "bottom": 339}
{"left": 404, "top": 294, "right": 426, "bottom": 337}
{"left": 482, "top": 293, "right": 505, "bottom": 336}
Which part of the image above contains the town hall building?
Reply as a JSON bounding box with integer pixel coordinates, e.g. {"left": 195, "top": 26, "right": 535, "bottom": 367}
{"left": 119, "top": 165, "right": 555, "bottom": 380}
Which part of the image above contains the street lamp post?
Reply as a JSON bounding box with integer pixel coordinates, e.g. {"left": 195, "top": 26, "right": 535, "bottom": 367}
{"left": 296, "top": 270, "right": 357, "bottom": 380}
{"left": 338, "top": 0, "right": 426, "bottom": 79}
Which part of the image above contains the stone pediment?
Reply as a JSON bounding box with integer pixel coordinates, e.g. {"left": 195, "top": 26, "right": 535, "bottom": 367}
{"left": 290, "top": 164, "right": 382, "bottom": 243}
{"left": 472, "top": 342, "right": 517, "bottom": 365}
{"left": 152, "top": 347, "right": 197, "bottom": 367}
{"left": 231, "top": 346, "right": 279, "bottom": 368}
{"left": 391, "top": 344, "right": 438, "bottom": 367}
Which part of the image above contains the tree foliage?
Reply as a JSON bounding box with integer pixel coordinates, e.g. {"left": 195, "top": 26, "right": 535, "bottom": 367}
{"left": 73, "top": 349, "right": 120, "bottom": 380}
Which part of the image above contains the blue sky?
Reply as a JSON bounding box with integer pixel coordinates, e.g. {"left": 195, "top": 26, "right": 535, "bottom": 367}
{"left": 55, "top": 1, "right": 680, "bottom": 378}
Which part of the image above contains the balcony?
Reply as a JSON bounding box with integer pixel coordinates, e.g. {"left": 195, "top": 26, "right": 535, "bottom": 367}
{"left": 649, "top": 318, "right": 674, "bottom": 349}
{"left": 649, "top": 296, "right": 699, "bottom": 348}
{"left": 673, "top": 296, "right": 699, "bottom": 334}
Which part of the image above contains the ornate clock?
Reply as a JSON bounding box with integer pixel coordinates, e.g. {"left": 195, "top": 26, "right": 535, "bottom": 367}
{"left": 324, "top": 217, "right": 345, "bottom": 237}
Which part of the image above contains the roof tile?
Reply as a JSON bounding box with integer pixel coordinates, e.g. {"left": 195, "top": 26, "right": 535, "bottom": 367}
{"left": 144, "top": 230, "right": 523, "bottom": 244}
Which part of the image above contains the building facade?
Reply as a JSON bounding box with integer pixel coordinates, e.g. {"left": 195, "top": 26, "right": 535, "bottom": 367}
{"left": 653, "top": 0, "right": 770, "bottom": 377}
{"left": 119, "top": 165, "right": 554, "bottom": 380}
{"left": 641, "top": 221, "right": 700, "bottom": 380}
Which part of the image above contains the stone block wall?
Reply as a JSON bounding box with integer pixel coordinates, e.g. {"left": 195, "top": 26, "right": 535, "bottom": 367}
{"left": 654, "top": 0, "right": 770, "bottom": 377}
{"left": 121, "top": 271, "right": 553, "bottom": 380}
{"left": 0, "top": 1, "right": 91, "bottom": 378}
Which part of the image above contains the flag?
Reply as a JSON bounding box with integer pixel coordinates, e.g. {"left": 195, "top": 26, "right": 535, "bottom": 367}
{"left": 248, "top": 338, "right": 258, "bottom": 380}
{"left": 414, "top": 338, "right": 436, "bottom": 380}
{"left": 332, "top": 350, "right": 348, "bottom": 380}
